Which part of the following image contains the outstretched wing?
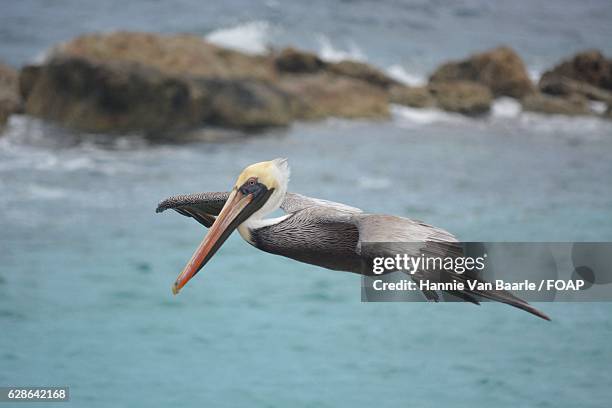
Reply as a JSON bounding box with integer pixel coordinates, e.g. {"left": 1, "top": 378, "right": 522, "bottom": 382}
{"left": 156, "top": 191, "right": 230, "bottom": 227}
{"left": 156, "top": 191, "right": 362, "bottom": 228}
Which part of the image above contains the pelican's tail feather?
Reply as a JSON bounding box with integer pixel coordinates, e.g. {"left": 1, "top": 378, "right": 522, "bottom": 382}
{"left": 456, "top": 274, "right": 551, "bottom": 321}
{"left": 411, "top": 270, "right": 551, "bottom": 321}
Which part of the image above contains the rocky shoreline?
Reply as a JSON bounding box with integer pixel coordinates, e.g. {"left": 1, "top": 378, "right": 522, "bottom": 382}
{"left": 0, "top": 62, "right": 21, "bottom": 130}
{"left": 1, "top": 31, "right": 611, "bottom": 136}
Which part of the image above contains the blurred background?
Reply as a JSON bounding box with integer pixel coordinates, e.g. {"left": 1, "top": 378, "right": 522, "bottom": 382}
{"left": 1, "top": 1, "right": 612, "bottom": 407}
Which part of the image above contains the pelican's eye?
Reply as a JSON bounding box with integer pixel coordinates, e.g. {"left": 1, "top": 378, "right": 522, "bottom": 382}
{"left": 239, "top": 177, "right": 266, "bottom": 196}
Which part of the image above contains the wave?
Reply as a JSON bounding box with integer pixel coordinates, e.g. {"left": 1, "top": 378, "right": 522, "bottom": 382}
{"left": 0, "top": 116, "right": 164, "bottom": 176}
{"left": 206, "top": 21, "right": 272, "bottom": 54}
{"left": 0, "top": 115, "right": 51, "bottom": 150}
{"left": 385, "top": 64, "right": 426, "bottom": 86}
{"left": 206, "top": 22, "right": 428, "bottom": 85}
{"left": 391, "top": 104, "right": 469, "bottom": 126}
{"left": 491, "top": 97, "right": 522, "bottom": 118}
{"left": 32, "top": 48, "right": 53, "bottom": 64}
{"left": 492, "top": 98, "right": 612, "bottom": 138}
{"left": 528, "top": 67, "right": 542, "bottom": 83}
{"left": 392, "top": 98, "right": 612, "bottom": 138}
{"left": 316, "top": 36, "right": 365, "bottom": 62}
{"left": 589, "top": 101, "right": 607, "bottom": 115}
{"left": 317, "top": 36, "right": 429, "bottom": 87}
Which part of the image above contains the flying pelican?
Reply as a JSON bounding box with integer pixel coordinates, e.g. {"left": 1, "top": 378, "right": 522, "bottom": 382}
{"left": 156, "top": 158, "right": 550, "bottom": 320}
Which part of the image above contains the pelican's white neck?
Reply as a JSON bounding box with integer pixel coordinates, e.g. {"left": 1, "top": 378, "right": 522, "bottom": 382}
{"left": 237, "top": 158, "right": 290, "bottom": 244}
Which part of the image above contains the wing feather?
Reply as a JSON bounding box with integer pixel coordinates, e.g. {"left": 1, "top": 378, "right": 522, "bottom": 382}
{"left": 281, "top": 193, "right": 363, "bottom": 214}
{"left": 156, "top": 191, "right": 362, "bottom": 228}
{"left": 156, "top": 191, "right": 230, "bottom": 227}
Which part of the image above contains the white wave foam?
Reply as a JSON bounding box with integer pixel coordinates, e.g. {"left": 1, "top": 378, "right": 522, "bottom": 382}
{"left": 0, "top": 115, "right": 49, "bottom": 148}
{"left": 386, "top": 64, "right": 426, "bottom": 86}
{"left": 206, "top": 21, "right": 271, "bottom": 54}
{"left": 589, "top": 101, "right": 607, "bottom": 115}
{"left": 32, "top": 48, "right": 53, "bottom": 64}
{"left": 393, "top": 96, "right": 612, "bottom": 137}
{"left": 491, "top": 97, "right": 522, "bottom": 118}
{"left": 391, "top": 104, "right": 468, "bottom": 126}
{"left": 528, "top": 67, "right": 542, "bottom": 83}
{"left": 317, "top": 36, "right": 365, "bottom": 62}
{"left": 489, "top": 97, "right": 612, "bottom": 137}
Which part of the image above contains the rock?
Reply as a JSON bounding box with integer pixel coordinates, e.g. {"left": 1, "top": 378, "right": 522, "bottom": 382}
{"left": 278, "top": 73, "right": 389, "bottom": 120}
{"left": 521, "top": 93, "right": 591, "bottom": 116}
{"left": 327, "top": 60, "right": 397, "bottom": 89}
{"left": 540, "top": 50, "right": 611, "bottom": 91}
{"left": 605, "top": 105, "right": 612, "bottom": 119}
{"left": 18, "top": 65, "right": 40, "bottom": 101}
{"left": 429, "top": 46, "right": 534, "bottom": 98}
{"left": 392, "top": 81, "right": 494, "bottom": 116}
{"left": 428, "top": 81, "right": 493, "bottom": 116}
{"left": 539, "top": 75, "right": 612, "bottom": 103}
{"left": 0, "top": 61, "right": 21, "bottom": 129}
{"left": 20, "top": 32, "right": 395, "bottom": 134}
{"left": 21, "top": 56, "right": 297, "bottom": 134}
{"left": 198, "top": 78, "right": 300, "bottom": 129}
{"left": 275, "top": 49, "right": 397, "bottom": 88}
{"left": 389, "top": 85, "right": 435, "bottom": 108}
{"left": 275, "top": 47, "right": 325, "bottom": 73}
{"left": 56, "top": 31, "right": 276, "bottom": 81}
{"left": 536, "top": 51, "right": 612, "bottom": 117}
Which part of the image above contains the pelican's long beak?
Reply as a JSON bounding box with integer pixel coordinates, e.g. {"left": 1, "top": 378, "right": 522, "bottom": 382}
{"left": 172, "top": 188, "right": 260, "bottom": 295}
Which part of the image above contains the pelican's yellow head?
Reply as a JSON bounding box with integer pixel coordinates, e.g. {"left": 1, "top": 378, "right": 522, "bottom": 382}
{"left": 235, "top": 158, "right": 289, "bottom": 191}
{"left": 172, "top": 158, "right": 290, "bottom": 294}
{"left": 233, "top": 158, "right": 290, "bottom": 217}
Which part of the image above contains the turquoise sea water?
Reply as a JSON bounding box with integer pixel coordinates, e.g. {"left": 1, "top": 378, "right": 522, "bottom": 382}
{"left": 2, "top": 1, "right": 612, "bottom": 407}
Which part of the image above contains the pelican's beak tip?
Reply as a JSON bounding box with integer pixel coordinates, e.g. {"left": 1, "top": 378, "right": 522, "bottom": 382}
{"left": 172, "top": 283, "right": 180, "bottom": 296}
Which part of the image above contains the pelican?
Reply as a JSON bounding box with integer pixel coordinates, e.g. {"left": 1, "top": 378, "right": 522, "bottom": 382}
{"left": 156, "top": 158, "right": 550, "bottom": 320}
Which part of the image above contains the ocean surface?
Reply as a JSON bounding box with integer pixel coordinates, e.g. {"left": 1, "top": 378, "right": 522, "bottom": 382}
{"left": 1, "top": 1, "right": 612, "bottom": 407}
